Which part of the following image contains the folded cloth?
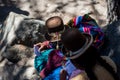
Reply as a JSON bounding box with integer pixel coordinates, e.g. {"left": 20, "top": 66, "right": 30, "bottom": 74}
{"left": 66, "top": 14, "right": 104, "bottom": 48}
{"left": 40, "top": 50, "right": 64, "bottom": 78}
{"left": 43, "top": 66, "right": 63, "bottom": 80}
{"left": 34, "top": 49, "right": 53, "bottom": 72}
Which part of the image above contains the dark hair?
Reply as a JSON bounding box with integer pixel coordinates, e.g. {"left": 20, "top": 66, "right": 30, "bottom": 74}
{"left": 45, "top": 16, "right": 64, "bottom": 33}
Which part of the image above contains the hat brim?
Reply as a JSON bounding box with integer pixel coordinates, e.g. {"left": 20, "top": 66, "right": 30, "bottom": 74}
{"left": 67, "top": 33, "right": 93, "bottom": 59}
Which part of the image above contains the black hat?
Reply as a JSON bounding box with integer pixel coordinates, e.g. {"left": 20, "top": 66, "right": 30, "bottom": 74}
{"left": 45, "top": 16, "right": 64, "bottom": 33}
{"left": 61, "top": 28, "right": 93, "bottom": 59}
{"left": 45, "top": 16, "right": 65, "bottom": 42}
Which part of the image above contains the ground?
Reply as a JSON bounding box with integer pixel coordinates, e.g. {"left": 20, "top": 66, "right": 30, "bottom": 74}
{"left": 0, "top": 0, "right": 107, "bottom": 27}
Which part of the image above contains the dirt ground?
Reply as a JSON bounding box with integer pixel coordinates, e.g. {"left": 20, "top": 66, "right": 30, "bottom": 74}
{"left": 0, "top": 0, "right": 107, "bottom": 27}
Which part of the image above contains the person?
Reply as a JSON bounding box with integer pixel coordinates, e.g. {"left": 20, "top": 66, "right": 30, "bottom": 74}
{"left": 33, "top": 15, "right": 104, "bottom": 80}
{"left": 33, "top": 16, "right": 66, "bottom": 80}
{"left": 34, "top": 16, "right": 80, "bottom": 80}
{"left": 44, "top": 14, "right": 104, "bottom": 49}
{"left": 60, "top": 28, "right": 118, "bottom": 80}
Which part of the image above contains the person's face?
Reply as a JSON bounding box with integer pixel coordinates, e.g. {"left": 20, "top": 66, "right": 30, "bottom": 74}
{"left": 48, "top": 32, "right": 61, "bottom": 42}
{"left": 47, "top": 26, "right": 65, "bottom": 42}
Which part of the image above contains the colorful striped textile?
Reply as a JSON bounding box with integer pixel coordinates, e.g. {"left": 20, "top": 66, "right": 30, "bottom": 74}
{"left": 43, "top": 66, "right": 63, "bottom": 80}
{"left": 66, "top": 14, "right": 104, "bottom": 48}
{"left": 34, "top": 49, "right": 54, "bottom": 73}
{"left": 40, "top": 50, "right": 64, "bottom": 78}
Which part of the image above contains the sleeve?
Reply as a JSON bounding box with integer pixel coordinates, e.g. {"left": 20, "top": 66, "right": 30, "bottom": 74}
{"left": 34, "top": 46, "right": 41, "bottom": 56}
{"left": 34, "top": 49, "right": 53, "bottom": 73}
{"left": 34, "top": 56, "right": 46, "bottom": 73}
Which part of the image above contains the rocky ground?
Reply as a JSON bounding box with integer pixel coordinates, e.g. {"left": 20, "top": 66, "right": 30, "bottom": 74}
{"left": 0, "top": 0, "right": 107, "bottom": 27}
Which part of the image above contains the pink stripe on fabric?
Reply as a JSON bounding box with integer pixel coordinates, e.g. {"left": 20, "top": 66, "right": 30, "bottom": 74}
{"left": 83, "top": 27, "right": 90, "bottom": 34}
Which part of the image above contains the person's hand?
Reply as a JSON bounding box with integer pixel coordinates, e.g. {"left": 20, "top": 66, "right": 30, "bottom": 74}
{"left": 34, "top": 41, "right": 50, "bottom": 51}
{"left": 60, "top": 69, "right": 67, "bottom": 80}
